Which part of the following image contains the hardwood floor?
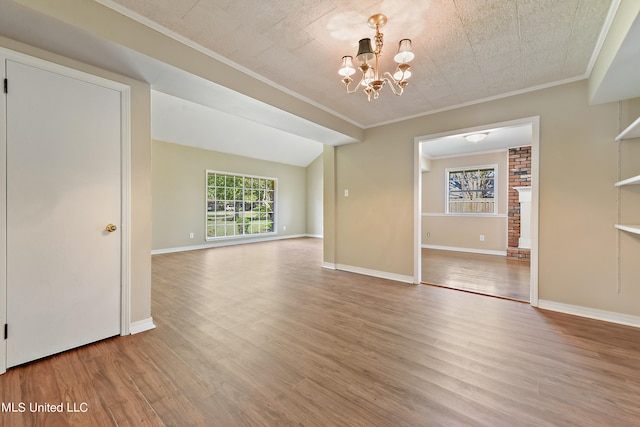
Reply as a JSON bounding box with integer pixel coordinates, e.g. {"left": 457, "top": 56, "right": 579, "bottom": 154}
{"left": 2, "top": 237, "right": 640, "bottom": 426}
{"left": 422, "top": 248, "right": 530, "bottom": 301}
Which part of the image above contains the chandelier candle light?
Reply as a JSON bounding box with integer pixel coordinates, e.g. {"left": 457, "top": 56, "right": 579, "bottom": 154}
{"left": 339, "top": 13, "right": 414, "bottom": 101}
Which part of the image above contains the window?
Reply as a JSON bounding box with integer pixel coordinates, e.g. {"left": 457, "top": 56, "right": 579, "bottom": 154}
{"left": 446, "top": 165, "right": 497, "bottom": 214}
{"left": 206, "top": 171, "right": 276, "bottom": 239}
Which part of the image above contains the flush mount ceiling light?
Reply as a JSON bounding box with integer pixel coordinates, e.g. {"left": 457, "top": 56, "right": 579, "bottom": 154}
{"left": 464, "top": 133, "right": 488, "bottom": 143}
{"left": 338, "top": 14, "right": 414, "bottom": 101}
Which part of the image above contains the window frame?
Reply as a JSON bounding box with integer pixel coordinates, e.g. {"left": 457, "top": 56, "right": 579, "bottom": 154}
{"left": 445, "top": 164, "right": 498, "bottom": 215}
{"left": 205, "top": 170, "right": 278, "bottom": 241}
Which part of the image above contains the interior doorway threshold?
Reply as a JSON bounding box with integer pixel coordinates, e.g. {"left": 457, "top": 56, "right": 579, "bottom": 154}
{"left": 421, "top": 281, "right": 530, "bottom": 304}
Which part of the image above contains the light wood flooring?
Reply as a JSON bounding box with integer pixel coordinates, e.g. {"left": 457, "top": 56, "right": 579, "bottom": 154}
{"left": 422, "top": 248, "right": 530, "bottom": 301}
{"left": 2, "top": 238, "right": 640, "bottom": 426}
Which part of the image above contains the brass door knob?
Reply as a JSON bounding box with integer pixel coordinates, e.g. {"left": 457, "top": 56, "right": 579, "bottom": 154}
{"left": 105, "top": 224, "right": 117, "bottom": 233}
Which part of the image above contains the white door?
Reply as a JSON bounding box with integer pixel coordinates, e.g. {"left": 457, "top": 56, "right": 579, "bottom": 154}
{"left": 5, "top": 59, "right": 122, "bottom": 367}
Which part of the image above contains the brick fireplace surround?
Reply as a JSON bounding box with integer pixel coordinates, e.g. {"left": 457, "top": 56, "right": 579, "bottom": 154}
{"left": 507, "top": 146, "right": 532, "bottom": 260}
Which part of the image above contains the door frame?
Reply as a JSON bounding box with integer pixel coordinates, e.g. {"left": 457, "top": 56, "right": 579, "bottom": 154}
{"left": 413, "top": 116, "right": 540, "bottom": 306}
{"left": 0, "top": 47, "right": 132, "bottom": 374}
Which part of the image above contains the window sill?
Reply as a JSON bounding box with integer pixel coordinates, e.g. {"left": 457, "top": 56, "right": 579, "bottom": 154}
{"left": 422, "top": 213, "right": 507, "bottom": 218}
{"left": 206, "top": 231, "right": 277, "bottom": 242}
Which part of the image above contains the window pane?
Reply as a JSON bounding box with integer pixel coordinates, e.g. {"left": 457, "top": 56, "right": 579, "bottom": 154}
{"left": 207, "top": 171, "right": 277, "bottom": 239}
{"left": 447, "top": 166, "right": 496, "bottom": 214}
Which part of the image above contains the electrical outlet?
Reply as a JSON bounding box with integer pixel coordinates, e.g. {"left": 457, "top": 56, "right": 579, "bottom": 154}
{"left": 283, "top": 225, "right": 287, "bottom": 231}
{"left": 480, "top": 234, "right": 485, "bottom": 241}
{"left": 344, "top": 189, "right": 349, "bottom": 197}
{"left": 426, "top": 232, "right": 431, "bottom": 237}
{"left": 189, "top": 232, "right": 194, "bottom": 239}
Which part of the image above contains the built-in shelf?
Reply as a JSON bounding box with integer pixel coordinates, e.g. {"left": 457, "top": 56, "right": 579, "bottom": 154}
{"left": 615, "top": 174, "right": 640, "bottom": 187}
{"left": 615, "top": 116, "right": 640, "bottom": 141}
{"left": 615, "top": 116, "right": 640, "bottom": 236}
{"left": 615, "top": 224, "right": 640, "bottom": 235}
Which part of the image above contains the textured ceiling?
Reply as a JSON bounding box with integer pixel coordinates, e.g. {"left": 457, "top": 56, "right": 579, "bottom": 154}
{"left": 104, "top": 0, "right": 614, "bottom": 127}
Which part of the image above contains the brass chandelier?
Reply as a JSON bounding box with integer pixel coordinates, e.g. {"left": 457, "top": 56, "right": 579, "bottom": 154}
{"left": 338, "top": 14, "right": 414, "bottom": 101}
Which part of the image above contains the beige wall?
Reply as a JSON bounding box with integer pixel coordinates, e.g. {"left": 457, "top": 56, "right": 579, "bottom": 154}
{"left": 422, "top": 151, "right": 509, "bottom": 252}
{"left": 330, "top": 80, "right": 640, "bottom": 317}
{"left": 335, "top": 124, "right": 415, "bottom": 276}
{"left": 323, "top": 146, "right": 337, "bottom": 265}
{"left": 306, "top": 154, "right": 323, "bottom": 237}
{"left": 152, "top": 141, "right": 308, "bottom": 250}
{"left": 0, "top": 36, "right": 152, "bottom": 324}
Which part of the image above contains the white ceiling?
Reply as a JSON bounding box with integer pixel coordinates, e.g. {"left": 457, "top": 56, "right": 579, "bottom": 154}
{"left": 152, "top": 91, "right": 324, "bottom": 167}
{"left": 420, "top": 124, "right": 532, "bottom": 159}
{"left": 1, "top": 0, "right": 637, "bottom": 165}
{"left": 100, "top": 0, "right": 615, "bottom": 127}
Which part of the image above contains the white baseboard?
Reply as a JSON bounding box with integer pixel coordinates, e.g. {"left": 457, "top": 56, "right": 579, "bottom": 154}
{"left": 336, "top": 264, "right": 415, "bottom": 284}
{"left": 538, "top": 300, "right": 640, "bottom": 329}
{"left": 130, "top": 317, "right": 156, "bottom": 334}
{"left": 422, "top": 244, "right": 506, "bottom": 257}
{"left": 151, "top": 234, "right": 309, "bottom": 255}
{"left": 321, "top": 262, "right": 336, "bottom": 270}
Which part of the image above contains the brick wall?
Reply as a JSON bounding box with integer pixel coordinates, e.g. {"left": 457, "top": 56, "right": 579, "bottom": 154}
{"left": 507, "top": 146, "right": 531, "bottom": 260}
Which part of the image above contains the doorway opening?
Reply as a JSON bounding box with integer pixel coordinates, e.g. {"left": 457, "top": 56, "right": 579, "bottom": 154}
{"left": 413, "top": 117, "right": 539, "bottom": 305}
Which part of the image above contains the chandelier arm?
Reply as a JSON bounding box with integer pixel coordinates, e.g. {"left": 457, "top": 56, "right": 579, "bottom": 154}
{"left": 342, "top": 76, "right": 362, "bottom": 94}
{"left": 345, "top": 82, "right": 360, "bottom": 95}
{"left": 382, "top": 72, "right": 405, "bottom": 96}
